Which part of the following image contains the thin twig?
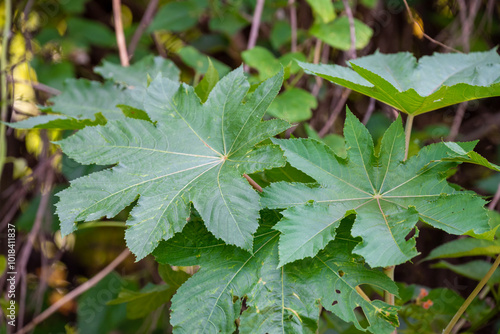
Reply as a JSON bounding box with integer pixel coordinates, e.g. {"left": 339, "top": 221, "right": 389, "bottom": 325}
{"left": 447, "top": 102, "right": 467, "bottom": 141}
{"left": 112, "top": 0, "right": 130, "bottom": 67}
{"left": 488, "top": 183, "right": 500, "bottom": 211}
{"left": 342, "top": 0, "right": 357, "bottom": 59}
{"left": 318, "top": 89, "right": 351, "bottom": 137}
{"left": 443, "top": 253, "right": 500, "bottom": 334}
{"left": 288, "top": 0, "right": 297, "bottom": 52}
{"left": 128, "top": 0, "right": 159, "bottom": 59}
{"left": 247, "top": 0, "right": 265, "bottom": 50}
{"left": 7, "top": 76, "right": 61, "bottom": 96}
{"left": 244, "top": 174, "right": 263, "bottom": 193}
{"left": 17, "top": 168, "right": 54, "bottom": 329}
{"left": 23, "top": 0, "right": 36, "bottom": 20}
{"left": 16, "top": 249, "right": 131, "bottom": 334}
{"left": 456, "top": 0, "right": 470, "bottom": 52}
{"left": 311, "top": 39, "right": 323, "bottom": 97}
{"left": 402, "top": 0, "right": 462, "bottom": 53}
{"left": 362, "top": 98, "right": 376, "bottom": 125}
{"left": 151, "top": 32, "right": 168, "bottom": 58}
{"left": 244, "top": 0, "right": 265, "bottom": 71}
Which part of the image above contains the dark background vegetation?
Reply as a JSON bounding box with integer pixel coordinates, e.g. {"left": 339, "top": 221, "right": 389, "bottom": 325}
{"left": 1, "top": 0, "right": 500, "bottom": 333}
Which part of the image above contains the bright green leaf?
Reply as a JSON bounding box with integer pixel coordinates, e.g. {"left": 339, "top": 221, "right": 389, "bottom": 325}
{"left": 148, "top": 0, "right": 207, "bottom": 32}
{"left": 262, "top": 109, "right": 490, "bottom": 268}
{"left": 306, "top": 0, "right": 336, "bottom": 23}
{"left": 194, "top": 59, "right": 219, "bottom": 102}
{"left": 177, "top": 46, "right": 231, "bottom": 76}
{"left": 299, "top": 48, "right": 500, "bottom": 115}
{"left": 267, "top": 88, "right": 317, "bottom": 123}
{"left": 154, "top": 213, "right": 399, "bottom": 334}
{"left": 242, "top": 46, "right": 281, "bottom": 81}
{"left": 270, "top": 21, "right": 291, "bottom": 50}
{"left": 55, "top": 68, "right": 290, "bottom": 260}
{"left": 310, "top": 17, "right": 373, "bottom": 51}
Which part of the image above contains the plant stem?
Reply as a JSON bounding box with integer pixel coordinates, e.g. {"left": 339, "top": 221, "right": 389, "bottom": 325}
{"left": 404, "top": 114, "right": 414, "bottom": 161}
{"left": 383, "top": 265, "right": 395, "bottom": 305}
{"left": 16, "top": 249, "right": 131, "bottom": 334}
{"left": 0, "top": 0, "right": 12, "bottom": 181}
{"left": 244, "top": 173, "right": 263, "bottom": 192}
{"left": 443, "top": 253, "right": 500, "bottom": 334}
{"left": 112, "top": 0, "right": 130, "bottom": 67}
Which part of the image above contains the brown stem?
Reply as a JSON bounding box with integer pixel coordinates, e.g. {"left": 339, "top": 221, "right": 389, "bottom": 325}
{"left": 447, "top": 102, "right": 467, "bottom": 141}
{"left": 311, "top": 39, "right": 323, "bottom": 97}
{"left": 16, "top": 168, "right": 54, "bottom": 328}
{"left": 113, "top": 0, "right": 130, "bottom": 67}
{"left": 244, "top": 0, "right": 265, "bottom": 72}
{"left": 318, "top": 89, "right": 351, "bottom": 137}
{"left": 247, "top": 0, "right": 265, "bottom": 50}
{"left": 16, "top": 249, "right": 131, "bottom": 334}
{"left": 288, "top": 0, "right": 297, "bottom": 52}
{"left": 8, "top": 76, "right": 61, "bottom": 96}
{"left": 244, "top": 173, "right": 263, "bottom": 193}
{"left": 488, "top": 183, "right": 500, "bottom": 211}
{"left": 362, "top": 98, "right": 376, "bottom": 125}
{"left": 128, "top": 0, "right": 159, "bottom": 59}
{"left": 342, "top": 0, "right": 357, "bottom": 59}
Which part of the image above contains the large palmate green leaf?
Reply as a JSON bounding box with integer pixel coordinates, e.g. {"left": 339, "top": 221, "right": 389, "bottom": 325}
{"left": 261, "top": 109, "right": 490, "bottom": 268}
{"left": 8, "top": 57, "right": 180, "bottom": 130}
{"left": 310, "top": 17, "right": 373, "bottom": 51}
{"left": 154, "top": 213, "right": 399, "bottom": 334}
{"left": 55, "top": 68, "right": 289, "bottom": 260}
{"left": 299, "top": 48, "right": 500, "bottom": 115}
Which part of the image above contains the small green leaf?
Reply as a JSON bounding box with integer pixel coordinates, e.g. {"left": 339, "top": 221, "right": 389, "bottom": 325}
{"left": 299, "top": 48, "right": 500, "bottom": 115}
{"left": 309, "top": 17, "right": 373, "bottom": 51}
{"left": 178, "top": 46, "right": 231, "bottom": 76}
{"left": 271, "top": 21, "right": 291, "bottom": 49}
{"left": 267, "top": 88, "right": 317, "bottom": 123}
{"left": 242, "top": 46, "right": 282, "bottom": 81}
{"left": 148, "top": 0, "right": 207, "bottom": 32}
{"left": 194, "top": 59, "right": 219, "bottom": 103}
{"left": 306, "top": 0, "right": 336, "bottom": 23}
